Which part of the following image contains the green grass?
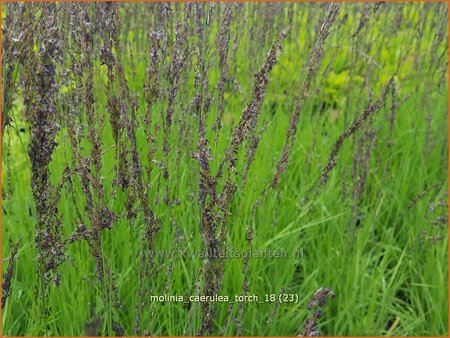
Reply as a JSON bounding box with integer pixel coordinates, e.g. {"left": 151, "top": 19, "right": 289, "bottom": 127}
{"left": 2, "top": 2, "right": 448, "bottom": 336}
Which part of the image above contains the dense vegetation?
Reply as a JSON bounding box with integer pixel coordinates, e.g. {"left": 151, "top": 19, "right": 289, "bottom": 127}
{"left": 2, "top": 2, "right": 448, "bottom": 336}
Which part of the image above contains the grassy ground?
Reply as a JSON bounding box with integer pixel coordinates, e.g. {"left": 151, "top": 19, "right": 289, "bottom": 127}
{"left": 2, "top": 2, "right": 448, "bottom": 336}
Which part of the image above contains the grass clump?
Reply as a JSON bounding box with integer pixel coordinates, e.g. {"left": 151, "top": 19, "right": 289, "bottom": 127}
{"left": 1, "top": 2, "right": 448, "bottom": 336}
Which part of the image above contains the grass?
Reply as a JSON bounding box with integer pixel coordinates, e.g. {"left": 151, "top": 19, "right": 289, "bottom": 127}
{"left": 1, "top": 2, "right": 448, "bottom": 336}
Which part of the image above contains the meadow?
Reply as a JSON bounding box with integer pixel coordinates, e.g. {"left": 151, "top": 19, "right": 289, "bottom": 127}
{"left": 1, "top": 2, "right": 448, "bottom": 336}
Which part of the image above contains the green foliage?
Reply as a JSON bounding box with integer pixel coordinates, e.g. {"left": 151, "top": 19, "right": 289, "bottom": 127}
{"left": 2, "top": 2, "right": 448, "bottom": 336}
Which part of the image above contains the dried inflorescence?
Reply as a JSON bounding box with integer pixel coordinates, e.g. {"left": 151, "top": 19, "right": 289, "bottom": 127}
{"left": 2, "top": 241, "right": 20, "bottom": 308}
{"left": 351, "top": 80, "right": 377, "bottom": 221}
{"left": 217, "top": 28, "right": 288, "bottom": 179}
{"left": 112, "top": 320, "right": 126, "bottom": 336}
{"left": 19, "top": 3, "right": 68, "bottom": 288}
{"left": 60, "top": 3, "right": 123, "bottom": 326}
{"left": 271, "top": 3, "right": 341, "bottom": 189}
{"left": 2, "top": 3, "right": 26, "bottom": 131}
{"left": 197, "top": 28, "right": 288, "bottom": 335}
{"left": 352, "top": 3, "right": 382, "bottom": 38}
{"left": 300, "top": 287, "right": 335, "bottom": 336}
{"left": 3, "top": 2, "right": 446, "bottom": 336}
{"left": 213, "top": 3, "right": 234, "bottom": 132}
{"left": 304, "top": 77, "right": 394, "bottom": 204}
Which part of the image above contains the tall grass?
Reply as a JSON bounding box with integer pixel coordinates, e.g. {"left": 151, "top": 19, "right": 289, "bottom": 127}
{"left": 2, "top": 2, "right": 448, "bottom": 336}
